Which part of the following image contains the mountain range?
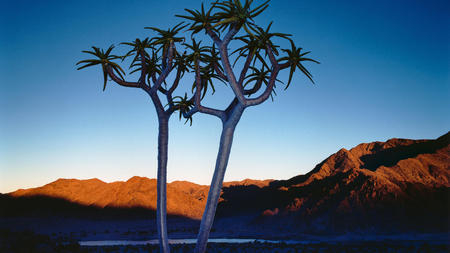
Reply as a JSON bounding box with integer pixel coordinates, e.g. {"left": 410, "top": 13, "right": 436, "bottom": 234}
{"left": 2, "top": 132, "right": 449, "bottom": 232}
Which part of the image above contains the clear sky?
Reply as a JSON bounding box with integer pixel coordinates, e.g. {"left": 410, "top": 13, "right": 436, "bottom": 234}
{"left": 0, "top": 0, "right": 449, "bottom": 193}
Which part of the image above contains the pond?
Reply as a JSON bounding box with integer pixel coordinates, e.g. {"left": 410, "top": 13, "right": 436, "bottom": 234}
{"left": 79, "top": 238, "right": 309, "bottom": 246}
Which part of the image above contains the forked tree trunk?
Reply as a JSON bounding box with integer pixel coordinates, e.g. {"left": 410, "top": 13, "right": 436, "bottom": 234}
{"left": 195, "top": 105, "right": 244, "bottom": 253}
{"left": 157, "top": 116, "right": 170, "bottom": 253}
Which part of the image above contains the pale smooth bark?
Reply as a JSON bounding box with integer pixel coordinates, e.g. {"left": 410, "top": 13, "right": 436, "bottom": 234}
{"left": 192, "top": 29, "right": 279, "bottom": 253}
{"left": 106, "top": 48, "right": 175, "bottom": 252}
{"left": 148, "top": 81, "right": 174, "bottom": 253}
{"left": 156, "top": 116, "right": 170, "bottom": 253}
{"left": 194, "top": 104, "right": 244, "bottom": 253}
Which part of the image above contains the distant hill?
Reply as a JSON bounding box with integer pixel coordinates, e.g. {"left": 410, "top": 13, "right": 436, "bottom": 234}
{"left": 7, "top": 177, "right": 209, "bottom": 219}
{"left": 3, "top": 132, "right": 449, "bottom": 232}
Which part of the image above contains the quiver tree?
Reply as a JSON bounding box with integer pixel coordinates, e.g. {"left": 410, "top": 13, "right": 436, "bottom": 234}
{"left": 176, "top": 1, "right": 319, "bottom": 252}
{"left": 76, "top": 23, "right": 190, "bottom": 253}
{"left": 76, "top": 1, "right": 318, "bottom": 252}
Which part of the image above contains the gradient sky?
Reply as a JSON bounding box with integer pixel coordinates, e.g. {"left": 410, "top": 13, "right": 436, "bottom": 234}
{"left": 0, "top": 0, "right": 449, "bottom": 193}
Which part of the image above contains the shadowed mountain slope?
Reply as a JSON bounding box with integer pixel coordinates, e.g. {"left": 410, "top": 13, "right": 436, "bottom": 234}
{"left": 218, "top": 132, "right": 449, "bottom": 232}
{"left": 8, "top": 177, "right": 210, "bottom": 219}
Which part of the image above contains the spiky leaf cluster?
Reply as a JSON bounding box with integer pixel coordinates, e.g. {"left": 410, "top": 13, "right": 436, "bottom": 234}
{"left": 184, "top": 39, "right": 211, "bottom": 64}
{"left": 204, "top": 44, "right": 223, "bottom": 74}
{"left": 175, "top": 3, "right": 217, "bottom": 35}
{"left": 279, "top": 40, "right": 320, "bottom": 89}
{"left": 76, "top": 46, "right": 125, "bottom": 91}
{"left": 232, "top": 22, "right": 290, "bottom": 68}
{"left": 172, "top": 93, "right": 194, "bottom": 125}
{"left": 120, "top": 38, "right": 158, "bottom": 75}
{"left": 192, "top": 65, "right": 228, "bottom": 99}
{"left": 244, "top": 66, "right": 281, "bottom": 99}
{"left": 211, "top": 0, "right": 270, "bottom": 33}
{"left": 177, "top": 1, "right": 318, "bottom": 95}
{"left": 173, "top": 51, "right": 191, "bottom": 77}
{"left": 146, "top": 23, "right": 186, "bottom": 52}
{"left": 146, "top": 23, "right": 186, "bottom": 44}
{"left": 121, "top": 38, "right": 153, "bottom": 64}
{"left": 177, "top": 0, "right": 270, "bottom": 35}
{"left": 184, "top": 40, "right": 227, "bottom": 99}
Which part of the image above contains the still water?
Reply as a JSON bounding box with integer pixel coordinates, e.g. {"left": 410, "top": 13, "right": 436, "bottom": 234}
{"left": 79, "top": 238, "right": 306, "bottom": 246}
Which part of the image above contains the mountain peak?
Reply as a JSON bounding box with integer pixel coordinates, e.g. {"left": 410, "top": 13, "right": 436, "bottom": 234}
{"left": 310, "top": 132, "right": 450, "bottom": 185}
{"left": 126, "top": 176, "right": 152, "bottom": 183}
{"left": 223, "top": 179, "right": 274, "bottom": 188}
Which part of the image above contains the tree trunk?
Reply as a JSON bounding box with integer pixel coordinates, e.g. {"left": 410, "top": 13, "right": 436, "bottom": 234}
{"left": 194, "top": 106, "right": 244, "bottom": 253}
{"left": 157, "top": 117, "right": 170, "bottom": 253}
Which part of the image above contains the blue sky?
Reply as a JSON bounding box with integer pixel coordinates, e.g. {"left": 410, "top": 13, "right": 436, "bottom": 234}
{"left": 0, "top": 0, "right": 449, "bottom": 193}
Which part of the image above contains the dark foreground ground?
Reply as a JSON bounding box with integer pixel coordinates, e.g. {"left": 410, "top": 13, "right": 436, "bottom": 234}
{"left": 1, "top": 216, "right": 449, "bottom": 253}
{"left": 1, "top": 229, "right": 448, "bottom": 253}
{"left": 82, "top": 242, "right": 449, "bottom": 253}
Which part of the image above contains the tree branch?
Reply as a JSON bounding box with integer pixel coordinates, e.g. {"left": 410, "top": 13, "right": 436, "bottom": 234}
{"left": 183, "top": 102, "right": 225, "bottom": 121}
{"left": 243, "top": 78, "right": 263, "bottom": 96}
{"left": 244, "top": 45, "right": 281, "bottom": 107}
{"left": 140, "top": 85, "right": 165, "bottom": 114}
{"left": 194, "top": 59, "right": 202, "bottom": 106}
{"left": 218, "top": 45, "right": 246, "bottom": 105}
{"left": 199, "top": 105, "right": 225, "bottom": 120}
{"left": 244, "top": 67, "right": 279, "bottom": 107}
{"left": 168, "top": 67, "right": 182, "bottom": 95}
{"left": 162, "top": 45, "right": 168, "bottom": 70}
{"left": 185, "top": 59, "right": 225, "bottom": 120}
{"left": 266, "top": 45, "right": 278, "bottom": 66}
{"left": 279, "top": 62, "right": 291, "bottom": 70}
{"left": 151, "top": 73, "right": 157, "bottom": 86}
{"left": 139, "top": 51, "right": 147, "bottom": 87}
{"left": 222, "top": 25, "right": 239, "bottom": 47}
{"left": 106, "top": 65, "right": 140, "bottom": 88}
{"left": 164, "top": 67, "right": 183, "bottom": 115}
{"left": 205, "top": 27, "right": 228, "bottom": 82}
{"left": 238, "top": 51, "right": 254, "bottom": 87}
{"left": 151, "top": 42, "right": 176, "bottom": 93}
{"left": 206, "top": 27, "right": 222, "bottom": 47}
{"left": 224, "top": 97, "right": 239, "bottom": 116}
{"left": 213, "top": 63, "right": 228, "bottom": 81}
